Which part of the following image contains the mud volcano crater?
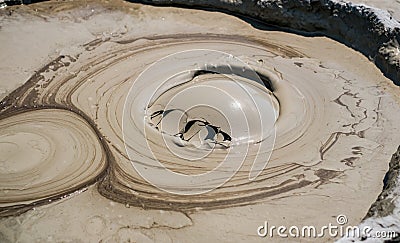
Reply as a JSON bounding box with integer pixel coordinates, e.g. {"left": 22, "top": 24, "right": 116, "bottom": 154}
{"left": 0, "top": 0, "right": 400, "bottom": 242}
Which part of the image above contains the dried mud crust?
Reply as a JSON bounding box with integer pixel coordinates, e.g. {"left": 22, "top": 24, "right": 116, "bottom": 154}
{"left": 366, "top": 146, "right": 400, "bottom": 218}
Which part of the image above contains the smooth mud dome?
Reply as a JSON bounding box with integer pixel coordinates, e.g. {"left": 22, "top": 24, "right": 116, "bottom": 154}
{"left": 1, "top": 0, "right": 400, "bottom": 242}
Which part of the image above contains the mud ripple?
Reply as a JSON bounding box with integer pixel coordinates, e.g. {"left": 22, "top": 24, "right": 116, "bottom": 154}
{"left": 0, "top": 109, "right": 107, "bottom": 216}
{"left": 0, "top": 33, "right": 396, "bottom": 215}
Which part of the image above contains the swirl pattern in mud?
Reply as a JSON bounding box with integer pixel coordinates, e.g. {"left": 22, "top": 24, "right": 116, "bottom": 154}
{"left": 0, "top": 27, "right": 399, "bottom": 217}
{"left": 0, "top": 109, "right": 107, "bottom": 215}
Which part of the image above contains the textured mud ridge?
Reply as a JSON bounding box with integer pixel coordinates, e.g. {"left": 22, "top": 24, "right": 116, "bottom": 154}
{"left": 366, "top": 145, "right": 400, "bottom": 218}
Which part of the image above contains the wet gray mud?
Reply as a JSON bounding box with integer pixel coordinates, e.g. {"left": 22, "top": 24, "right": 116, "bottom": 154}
{"left": 1, "top": 0, "right": 400, "bottom": 242}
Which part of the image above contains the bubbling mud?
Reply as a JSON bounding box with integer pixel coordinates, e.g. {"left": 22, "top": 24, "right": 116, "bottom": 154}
{"left": 0, "top": 9, "right": 399, "bottom": 220}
